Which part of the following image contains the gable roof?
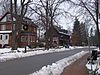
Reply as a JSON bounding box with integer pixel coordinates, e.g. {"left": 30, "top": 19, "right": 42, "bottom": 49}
{"left": 53, "top": 25, "right": 70, "bottom": 36}
{"left": 0, "top": 12, "right": 10, "bottom": 21}
{"left": 0, "top": 12, "right": 37, "bottom": 27}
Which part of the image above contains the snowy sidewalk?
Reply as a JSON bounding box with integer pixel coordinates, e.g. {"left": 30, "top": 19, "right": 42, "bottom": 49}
{"left": 61, "top": 53, "right": 89, "bottom": 75}
{"left": 29, "top": 51, "right": 88, "bottom": 75}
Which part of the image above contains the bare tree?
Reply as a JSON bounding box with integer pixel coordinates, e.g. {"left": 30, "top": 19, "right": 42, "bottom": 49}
{"left": 65, "top": 0, "right": 100, "bottom": 48}
{"left": 10, "top": 0, "right": 31, "bottom": 50}
{"left": 30, "top": 0, "right": 66, "bottom": 49}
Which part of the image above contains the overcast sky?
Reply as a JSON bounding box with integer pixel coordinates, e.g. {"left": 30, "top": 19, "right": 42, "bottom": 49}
{"left": 0, "top": 7, "right": 2, "bottom": 16}
{"left": 0, "top": 0, "right": 75, "bottom": 31}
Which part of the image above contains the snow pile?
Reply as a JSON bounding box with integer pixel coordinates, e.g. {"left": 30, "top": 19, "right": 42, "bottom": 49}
{"left": 94, "top": 48, "right": 99, "bottom": 51}
{"left": 86, "top": 57, "right": 100, "bottom": 74}
{"left": 30, "top": 51, "right": 88, "bottom": 75}
{"left": 0, "top": 48, "right": 11, "bottom": 54}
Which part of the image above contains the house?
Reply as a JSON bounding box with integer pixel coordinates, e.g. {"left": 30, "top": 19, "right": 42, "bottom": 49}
{"left": 0, "top": 12, "right": 37, "bottom": 48}
{"left": 46, "top": 25, "right": 70, "bottom": 47}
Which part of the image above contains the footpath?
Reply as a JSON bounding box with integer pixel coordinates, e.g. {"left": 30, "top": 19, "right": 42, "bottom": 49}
{"left": 61, "top": 53, "right": 89, "bottom": 75}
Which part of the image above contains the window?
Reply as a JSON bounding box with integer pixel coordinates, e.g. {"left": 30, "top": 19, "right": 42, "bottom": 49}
{"left": 1, "top": 25, "right": 6, "bottom": 30}
{"left": 7, "top": 14, "right": 12, "bottom": 21}
{"left": 0, "top": 35, "right": 2, "bottom": 40}
{"left": 34, "top": 28, "right": 36, "bottom": 32}
{"left": 21, "top": 36, "right": 28, "bottom": 42}
{"left": 5, "top": 35, "right": 8, "bottom": 40}
{"left": 30, "top": 36, "right": 33, "bottom": 42}
{"left": 32, "top": 36, "right": 35, "bottom": 42}
{"left": 30, "top": 36, "right": 32, "bottom": 42}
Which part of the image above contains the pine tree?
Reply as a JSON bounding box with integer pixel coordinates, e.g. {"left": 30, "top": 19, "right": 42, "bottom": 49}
{"left": 71, "top": 18, "right": 81, "bottom": 46}
{"left": 80, "top": 22, "right": 88, "bottom": 45}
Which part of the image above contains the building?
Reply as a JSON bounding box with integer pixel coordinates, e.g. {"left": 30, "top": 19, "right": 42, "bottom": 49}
{"left": 0, "top": 12, "right": 37, "bottom": 48}
{"left": 46, "top": 25, "right": 70, "bottom": 47}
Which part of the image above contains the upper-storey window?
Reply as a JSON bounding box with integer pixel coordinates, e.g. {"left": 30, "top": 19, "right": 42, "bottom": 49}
{"left": 0, "top": 35, "right": 2, "bottom": 40}
{"left": 7, "top": 14, "right": 11, "bottom": 22}
{"left": 34, "top": 28, "right": 36, "bottom": 32}
{"left": 1, "top": 25, "right": 6, "bottom": 30}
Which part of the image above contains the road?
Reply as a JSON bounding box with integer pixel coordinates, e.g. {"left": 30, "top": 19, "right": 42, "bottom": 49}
{"left": 0, "top": 48, "right": 94, "bottom": 75}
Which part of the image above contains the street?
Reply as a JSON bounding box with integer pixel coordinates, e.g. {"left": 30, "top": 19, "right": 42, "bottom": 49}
{"left": 0, "top": 48, "right": 94, "bottom": 75}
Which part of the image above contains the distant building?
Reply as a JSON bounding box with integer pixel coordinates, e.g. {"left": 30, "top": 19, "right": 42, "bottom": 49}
{"left": 0, "top": 12, "right": 37, "bottom": 48}
{"left": 45, "top": 25, "right": 70, "bottom": 47}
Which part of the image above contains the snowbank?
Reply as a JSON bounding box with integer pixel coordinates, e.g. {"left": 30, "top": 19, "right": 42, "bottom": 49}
{"left": 86, "top": 55, "right": 100, "bottom": 74}
{"left": 30, "top": 51, "right": 88, "bottom": 75}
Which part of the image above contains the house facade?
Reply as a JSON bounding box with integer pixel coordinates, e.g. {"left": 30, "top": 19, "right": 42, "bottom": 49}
{"left": 0, "top": 12, "right": 37, "bottom": 48}
{"left": 47, "top": 25, "right": 70, "bottom": 47}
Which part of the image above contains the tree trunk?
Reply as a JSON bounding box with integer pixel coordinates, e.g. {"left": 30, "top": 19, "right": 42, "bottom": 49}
{"left": 49, "top": 16, "right": 53, "bottom": 48}
{"left": 10, "top": 0, "right": 17, "bottom": 50}
{"left": 45, "top": 0, "right": 49, "bottom": 50}
{"left": 96, "top": 0, "right": 100, "bottom": 49}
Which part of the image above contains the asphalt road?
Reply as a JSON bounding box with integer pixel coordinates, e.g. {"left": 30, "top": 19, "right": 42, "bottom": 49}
{"left": 0, "top": 48, "right": 95, "bottom": 75}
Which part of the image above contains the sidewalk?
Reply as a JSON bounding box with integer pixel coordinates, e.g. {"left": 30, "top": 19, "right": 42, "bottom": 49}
{"left": 61, "top": 53, "right": 89, "bottom": 75}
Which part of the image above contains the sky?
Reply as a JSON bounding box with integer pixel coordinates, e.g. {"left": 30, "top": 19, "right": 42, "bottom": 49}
{"left": 0, "top": 0, "right": 75, "bottom": 31}
{"left": 0, "top": 7, "right": 2, "bottom": 16}
{"left": 53, "top": 1, "right": 74, "bottom": 30}
{"left": 0, "top": 0, "right": 94, "bottom": 31}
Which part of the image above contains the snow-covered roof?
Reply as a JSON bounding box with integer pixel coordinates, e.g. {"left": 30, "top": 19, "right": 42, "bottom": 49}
{"left": 0, "top": 31, "right": 12, "bottom": 33}
{"left": 54, "top": 26, "right": 71, "bottom": 36}
{"left": 58, "top": 32, "right": 67, "bottom": 36}
{"left": 59, "top": 31, "right": 71, "bottom": 36}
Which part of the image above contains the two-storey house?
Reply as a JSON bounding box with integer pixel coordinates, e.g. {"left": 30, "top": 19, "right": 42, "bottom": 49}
{"left": 0, "top": 12, "right": 37, "bottom": 48}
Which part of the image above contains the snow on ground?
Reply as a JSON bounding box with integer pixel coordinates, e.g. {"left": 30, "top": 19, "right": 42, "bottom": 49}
{"left": 86, "top": 57, "right": 100, "bottom": 74}
{"left": 0, "top": 46, "right": 87, "bottom": 62}
{"left": 29, "top": 51, "right": 88, "bottom": 75}
{"left": 0, "top": 46, "right": 95, "bottom": 75}
{"left": 0, "top": 48, "right": 11, "bottom": 54}
{"left": 86, "top": 48, "right": 100, "bottom": 74}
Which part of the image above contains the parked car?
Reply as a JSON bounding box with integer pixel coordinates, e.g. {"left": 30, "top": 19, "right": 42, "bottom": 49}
{"left": 64, "top": 43, "right": 69, "bottom": 48}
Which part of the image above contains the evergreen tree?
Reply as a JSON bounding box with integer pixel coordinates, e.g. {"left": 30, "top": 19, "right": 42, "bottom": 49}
{"left": 73, "top": 18, "right": 80, "bottom": 32}
{"left": 71, "top": 18, "right": 81, "bottom": 46}
{"left": 90, "top": 30, "right": 98, "bottom": 46}
{"left": 80, "top": 22, "right": 88, "bottom": 45}
{"left": 71, "top": 18, "right": 88, "bottom": 46}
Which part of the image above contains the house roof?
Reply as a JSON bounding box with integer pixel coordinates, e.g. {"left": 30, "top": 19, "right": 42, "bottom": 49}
{"left": 0, "top": 12, "right": 38, "bottom": 27}
{"left": 0, "top": 12, "right": 10, "bottom": 21}
{"left": 53, "top": 26, "right": 70, "bottom": 36}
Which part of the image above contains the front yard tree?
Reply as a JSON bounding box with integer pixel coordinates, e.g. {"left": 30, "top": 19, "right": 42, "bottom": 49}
{"left": 30, "top": 0, "right": 65, "bottom": 49}
{"left": 10, "top": 0, "right": 31, "bottom": 50}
